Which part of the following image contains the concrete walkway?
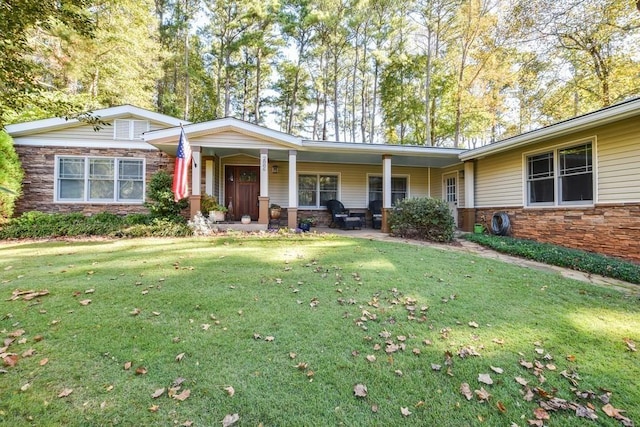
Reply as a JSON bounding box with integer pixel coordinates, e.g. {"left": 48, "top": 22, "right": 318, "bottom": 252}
{"left": 315, "top": 226, "right": 639, "bottom": 296}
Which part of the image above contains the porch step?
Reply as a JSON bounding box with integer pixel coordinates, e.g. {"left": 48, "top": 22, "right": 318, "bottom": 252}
{"left": 215, "top": 223, "right": 269, "bottom": 232}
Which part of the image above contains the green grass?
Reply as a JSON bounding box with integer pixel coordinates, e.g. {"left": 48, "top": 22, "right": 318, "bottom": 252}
{"left": 0, "top": 235, "right": 638, "bottom": 426}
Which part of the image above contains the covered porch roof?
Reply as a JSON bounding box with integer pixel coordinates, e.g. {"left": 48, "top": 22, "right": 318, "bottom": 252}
{"left": 143, "top": 117, "right": 464, "bottom": 168}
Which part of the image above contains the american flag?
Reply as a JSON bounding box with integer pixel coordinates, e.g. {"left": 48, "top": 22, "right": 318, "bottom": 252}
{"left": 172, "top": 128, "right": 192, "bottom": 202}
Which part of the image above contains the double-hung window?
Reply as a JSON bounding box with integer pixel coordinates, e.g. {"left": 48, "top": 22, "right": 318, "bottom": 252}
{"left": 526, "top": 142, "right": 593, "bottom": 206}
{"left": 368, "top": 176, "right": 408, "bottom": 205}
{"left": 298, "top": 174, "right": 338, "bottom": 208}
{"left": 56, "top": 156, "right": 145, "bottom": 203}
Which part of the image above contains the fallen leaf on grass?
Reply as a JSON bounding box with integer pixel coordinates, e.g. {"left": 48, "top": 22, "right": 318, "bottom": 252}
{"left": 478, "top": 373, "right": 493, "bottom": 385}
{"left": 520, "top": 359, "right": 534, "bottom": 369}
{"left": 152, "top": 388, "right": 165, "bottom": 398}
{"left": 354, "top": 383, "right": 368, "bottom": 397}
{"left": 468, "top": 321, "right": 479, "bottom": 328}
{"left": 173, "top": 389, "right": 191, "bottom": 401}
{"left": 475, "top": 387, "right": 491, "bottom": 402}
{"left": 623, "top": 338, "right": 636, "bottom": 352}
{"left": 602, "top": 403, "right": 633, "bottom": 425}
{"left": 222, "top": 413, "right": 239, "bottom": 427}
{"left": 175, "top": 353, "right": 185, "bottom": 362}
{"left": 366, "top": 355, "right": 376, "bottom": 362}
{"left": 224, "top": 386, "right": 235, "bottom": 397}
{"left": 400, "top": 407, "right": 412, "bottom": 417}
{"left": 496, "top": 401, "right": 507, "bottom": 413}
{"left": 79, "top": 299, "right": 91, "bottom": 306}
{"left": 460, "top": 383, "right": 473, "bottom": 400}
{"left": 8, "top": 329, "right": 25, "bottom": 338}
{"left": 58, "top": 388, "right": 73, "bottom": 398}
{"left": 533, "top": 407, "right": 549, "bottom": 420}
{"left": 264, "top": 336, "right": 274, "bottom": 342}
{"left": 20, "top": 383, "right": 31, "bottom": 391}
{"left": 130, "top": 308, "right": 141, "bottom": 316}
{"left": 135, "top": 366, "right": 148, "bottom": 375}
{"left": 515, "top": 377, "right": 529, "bottom": 386}
{"left": 39, "top": 358, "right": 49, "bottom": 366}
{"left": 148, "top": 404, "right": 159, "bottom": 412}
{"left": 490, "top": 366, "right": 503, "bottom": 374}
{"left": 124, "top": 361, "right": 132, "bottom": 370}
{"left": 431, "top": 363, "right": 441, "bottom": 371}
{"left": 3, "top": 355, "right": 18, "bottom": 367}
{"left": 21, "top": 348, "right": 35, "bottom": 357}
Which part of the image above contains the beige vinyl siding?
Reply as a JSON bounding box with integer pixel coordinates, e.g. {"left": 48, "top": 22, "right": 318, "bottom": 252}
{"left": 25, "top": 116, "right": 168, "bottom": 141}
{"left": 244, "top": 162, "right": 431, "bottom": 209}
{"left": 194, "top": 130, "right": 281, "bottom": 148}
{"left": 475, "top": 151, "right": 523, "bottom": 207}
{"left": 594, "top": 121, "right": 640, "bottom": 202}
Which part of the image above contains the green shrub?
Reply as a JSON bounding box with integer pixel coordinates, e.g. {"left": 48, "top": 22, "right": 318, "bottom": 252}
{"left": 113, "top": 218, "right": 192, "bottom": 238}
{"left": 145, "top": 171, "right": 188, "bottom": 221}
{"left": 388, "top": 197, "right": 455, "bottom": 242}
{"left": 464, "top": 233, "right": 640, "bottom": 284}
{"left": 0, "top": 211, "right": 187, "bottom": 239}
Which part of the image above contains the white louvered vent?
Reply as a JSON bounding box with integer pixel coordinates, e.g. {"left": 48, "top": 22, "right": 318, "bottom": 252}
{"left": 114, "top": 119, "right": 149, "bottom": 140}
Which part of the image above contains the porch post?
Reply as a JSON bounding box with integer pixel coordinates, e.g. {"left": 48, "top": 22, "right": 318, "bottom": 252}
{"left": 287, "top": 150, "right": 298, "bottom": 229}
{"left": 381, "top": 154, "right": 392, "bottom": 233}
{"left": 189, "top": 147, "right": 202, "bottom": 218}
{"left": 205, "top": 159, "right": 213, "bottom": 196}
{"left": 258, "top": 149, "right": 269, "bottom": 224}
{"left": 462, "top": 161, "right": 475, "bottom": 232}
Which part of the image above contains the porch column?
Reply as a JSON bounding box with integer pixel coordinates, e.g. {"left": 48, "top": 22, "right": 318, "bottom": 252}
{"left": 287, "top": 150, "right": 298, "bottom": 229}
{"left": 189, "top": 147, "right": 202, "bottom": 218}
{"left": 258, "top": 149, "right": 269, "bottom": 224}
{"left": 381, "top": 154, "right": 392, "bottom": 233}
{"left": 462, "top": 161, "right": 476, "bottom": 232}
{"left": 205, "top": 159, "right": 213, "bottom": 196}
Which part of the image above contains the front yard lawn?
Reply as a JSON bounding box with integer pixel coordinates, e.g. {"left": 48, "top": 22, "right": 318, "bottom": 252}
{"left": 0, "top": 235, "right": 638, "bottom": 426}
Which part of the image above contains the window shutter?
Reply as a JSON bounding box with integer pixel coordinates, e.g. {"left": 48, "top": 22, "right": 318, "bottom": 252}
{"left": 114, "top": 120, "right": 131, "bottom": 140}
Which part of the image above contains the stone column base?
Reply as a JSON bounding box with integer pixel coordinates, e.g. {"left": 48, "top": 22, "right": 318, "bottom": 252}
{"left": 258, "top": 196, "right": 269, "bottom": 224}
{"left": 287, "top": 208, "right": 298, "bottom": 229}
{"left": 189, "top": 195, "right": 201, "bottom": 219}
{"left": 381, "top": 208, "right": 392, "bottom": 233}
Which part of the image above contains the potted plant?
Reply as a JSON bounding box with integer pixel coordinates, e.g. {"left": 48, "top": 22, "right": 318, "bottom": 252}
{"left": 241, "top": 215, "right": 251, "bottom": 224}
{"left": 298, "top": 217, "right": 313, "bottom": 232}
{"left": 269, "top": 203, "right": 282, "bottom": 219}
{"left": 200, "top": 195, "right": 227, "bottom": 222}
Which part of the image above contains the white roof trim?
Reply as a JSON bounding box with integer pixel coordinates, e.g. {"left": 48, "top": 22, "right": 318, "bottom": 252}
{"left": 460, "top": 97, "right": 640, "bottom": 161}
{"left": 11, "top": 138, "right": 158, "bottom": 150}
{"left": 143, "top": 117, "right": 302, "bottom": 147}
{"left": 5, "top": 105, "right": 186, "bottom": 137}
{"left": 302, "top": 140, "right": 465, "bottom": 157}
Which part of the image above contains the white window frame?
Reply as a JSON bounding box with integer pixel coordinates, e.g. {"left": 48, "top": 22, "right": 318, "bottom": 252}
{"left": 297, "top": 172, "right": 340, "bottom": 209}
{"left": 523, "top": 139, "right": 595, "bottom": 208}
{"left": 113, "top": 119, "right": 149, "bottom": 140}
{"left": 366, "top": 174, "right": 409, "bottom": 205}
{"left": 54, "top": 155, "right": 146, "bottom": 204}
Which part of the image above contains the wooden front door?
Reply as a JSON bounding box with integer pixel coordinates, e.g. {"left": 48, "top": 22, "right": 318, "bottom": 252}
{"left": 224, "top": 166, "right": 260, "bottom": 221}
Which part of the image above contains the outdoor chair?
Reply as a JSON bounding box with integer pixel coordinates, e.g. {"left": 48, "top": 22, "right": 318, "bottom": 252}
{"left": 369, "top": 199, "right": 383, "bottom": 229}
{"left": 325, "top": 199, "right": 361, "bottom": 229}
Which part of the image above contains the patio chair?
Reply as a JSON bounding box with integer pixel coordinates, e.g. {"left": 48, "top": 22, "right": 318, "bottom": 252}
{"left": 325, "top": 199, "right": 351, "bottom": 229}
{"left": 369, "top": 199, "right": 383, "bottom": 229}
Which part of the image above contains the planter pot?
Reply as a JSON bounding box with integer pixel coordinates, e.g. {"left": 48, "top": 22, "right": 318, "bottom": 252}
{"left": 270, "top": 208, "right": 281, "bottom": 219}
{"left": 210, "top": 211, "right": 226, "bottom": 222}
{"left": 241, "top": 215, "right": 251, "bottom": 224}
{"left": 473, "top": 224, "right": 484, "bottom": 234}
{"left": 298, "top": 223, "right": 311, "bottom": 232}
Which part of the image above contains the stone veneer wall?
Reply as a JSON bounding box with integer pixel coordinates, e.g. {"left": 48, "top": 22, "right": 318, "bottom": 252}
{"left": 472, "top": 204, "right": 640, "bottom": 264}
{"left": 14, "top": 146, "right": 173, "bottom": 216}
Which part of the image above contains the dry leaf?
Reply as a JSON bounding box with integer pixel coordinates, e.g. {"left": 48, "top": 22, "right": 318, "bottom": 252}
{"left": 366, "top": 355, "right": 376, "bottom": 362}
{"left": 39, "top": 358, "right": 49, "bottom": 366}
{"left": 8, "top": 329, "right": 25, "bottom": 338}
{"left": 460, "top": 383, "right": 473, "bottom": 400}
{"left": 533, "top": 407, "right": 550, "bottom": 420}
{"left": 148, "top": 404, "right": 159, "bottom": 412}
{"left": 354, "top": 383, "right": 368, "bottom": 397}
{"left": 222, "top": 413, "right": 239, "bottom": 427}
{"left": 58, "top": 388, "right": 73, "bottom": 398}
{"left": 400, "top": 407, "right": 412, "bottom": 417}
{"left": 566, "top": 354, "right": 576, "bottom": 362}
{"left": 515, "top": 377, "right": 529, "bottom": 386}
{"left": 496, "top": 401, "right": 507, "bottom": 413}
{"left": 478, "top": 373, "right": 493, "bottom": 385}
{"left": 264, "top": 336, "right": 275, "bottom": 342}
{"left": 468, "top": 321, "right": 479, "bottom": 328}
{"left": 130, "top": 308, "right": 141, "bottom": 316}
{"left": 3, "top": 355, "right": 18, "bottom": 367}
{"left": 623, "top": 338, "right": 636, "bottom": 352}
{"left": 175, "top": 352, "right": 185, "bottom": 362}
{"left": 475, "top": 387, "right": 491, "bottom": 402}
{"left": 224, "top": 386, "right": 235, "bottom": 397}
{"left": 152, "top": 388, "right": 165, "bottom": 398}
{"left": 173, "top": 389, "right": 191, "bottom": 401}
{"left": 431, "top": 363, "right": 441, "bottom": 371}
{"left": 490, "top": 366, "right": 504, "bottom": 374}
{"left": 135, "top": 366, "right": 148, "bottom": 375}
{"left": 21, "top": 348, "right": 36, "bottom": 358}
{"left": 520, "top": 359, "right": 534, "bottom": 369}
{"left": 124, "top": 361, "right": 132, "bottom": 370}
{"left": 20, "top": 382, "right": 31, "bottom": 392}
{"left": 79, "top": 299, "right": 92, "bottom": 306}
